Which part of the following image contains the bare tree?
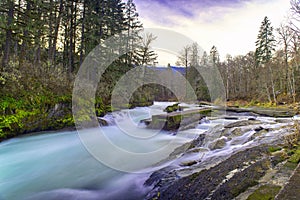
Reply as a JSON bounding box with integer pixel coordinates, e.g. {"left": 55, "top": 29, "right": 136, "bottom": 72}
{"left": 277, "top": 24, "right": 292, "bottom": 93}
{"left": 290, "top": 0, "right": 300, "bottom": 33}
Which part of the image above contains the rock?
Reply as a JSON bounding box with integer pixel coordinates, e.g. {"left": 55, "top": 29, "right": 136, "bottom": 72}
{"left": 254, "top": 126, "right": 264, "bottom": 132}
{"left": 270, "top": 150, "right": 287, "bottom": 167}
{"left": 224, "top": 116, "right": 239, "bottom": 120}
{"left": 97, "top": 118, "right": 108, "bottom": 126}
{"left": 225, "top": 120, "right": 262, "bottom": 128}
{"left": 248, "top": 117, "right": 257, "bottom": 121}
{"left": 209, "top": 138, "right": 227, "bottom": 150}
{"left": 229, "top": 127, "right": 243, "bottom": 138}
{"left": 144, "top": 166, "right": 176, "bottom": 187}
{"left": 251, "top": 128, "right": 270, "bottom": 139}
{"left": 186, "top": 147, "right": 209, "bottom": 154}
{"left": 275, "top": 118, "right": 292, "bottom": 123}
{"left": 180, "top": 160, "right": 198, "bottom": 167}
{"left": 152, "top": 146, "right": 270, "bottom": 200}
{"left": 164, "top": 103, "right": 180, "bottom": 113}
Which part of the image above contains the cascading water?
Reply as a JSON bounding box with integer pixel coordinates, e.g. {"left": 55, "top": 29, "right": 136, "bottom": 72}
{"left": 0, "top": 102, "right": 202, "bottom": 200}
{"left": 0, "top": 102, "right": 295, "bottom": 200}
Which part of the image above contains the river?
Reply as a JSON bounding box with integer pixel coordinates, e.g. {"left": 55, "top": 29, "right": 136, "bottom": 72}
{"left": 0, "top": 102, "right": 294, "bottom": 200}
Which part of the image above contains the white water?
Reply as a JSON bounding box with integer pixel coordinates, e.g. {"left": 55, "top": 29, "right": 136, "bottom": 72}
{"left": 0, "top": 102, "right": 294, "bottom": 200}
{"left": 0, "top": 102, "right": 203, "bottom": 200}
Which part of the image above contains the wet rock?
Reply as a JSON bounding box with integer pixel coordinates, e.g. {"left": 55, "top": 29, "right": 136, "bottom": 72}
{"left": 152, "top": 146, "right": 270, "bottom": 200}
{"left": 221, "top": 127, "right": 244, "bottom": 138}
{"left": 188, "top": 134, "right": 206, "bottom": 149}
{"left": 254, "top": 126, "right": 264, "bottom": 132}
{"left": 144, "top": 166, "right": 176, "bottom": 187}
{"left": 248, "top": 117, "right": 257, "bottom": 121}
{"left": 209, "top": 137, "right": 228, "bottom": 150}
{"left": 225, "top": 120, "right": 262, "bottom": 128}
{"left": 251, "top": 129, "right": 269, "bottom": 140}
{"left": 275, "top": 118, "right": 292, "bottom": 123}
{"left": 186, "top": 147, "right": 209, "bottom": 154}
{"left": 224, "top": 116, "right": 239, "bottom": 120}
{"left": 180, "top": 160, "right": 198, "bottom": 167}
{"left": 97, "top": 118, "right": 108, "bottom": 126}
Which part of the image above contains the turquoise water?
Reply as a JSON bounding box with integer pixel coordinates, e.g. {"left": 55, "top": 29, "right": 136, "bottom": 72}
{"left": 0, "top": 103, "right": 206, "bottom": 200}
{"left": 0, "top": 131, "right": 126, "bottom": 199}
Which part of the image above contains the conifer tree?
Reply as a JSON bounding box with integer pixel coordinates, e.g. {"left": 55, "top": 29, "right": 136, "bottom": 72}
{"left": 255, "top": 16, "right": 276, "bottom": 65}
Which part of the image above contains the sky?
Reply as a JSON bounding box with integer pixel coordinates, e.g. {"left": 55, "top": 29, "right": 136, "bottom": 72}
{"left": 133, "top": 0, "right": 292, "bottom": 66}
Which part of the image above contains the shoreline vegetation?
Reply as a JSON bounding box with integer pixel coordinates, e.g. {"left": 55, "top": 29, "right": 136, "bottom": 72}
{"left": 1, "top": 98, "right": 299, "bottom": 143}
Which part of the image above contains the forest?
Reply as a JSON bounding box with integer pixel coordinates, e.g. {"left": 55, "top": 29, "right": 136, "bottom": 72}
{"left": 0, "top": 0, "right": 300, "bottom": 140}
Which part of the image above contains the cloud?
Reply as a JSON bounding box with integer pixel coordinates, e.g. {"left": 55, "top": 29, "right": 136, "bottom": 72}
{"left": 134, "top": 0, "right": 291, "bottom": 65}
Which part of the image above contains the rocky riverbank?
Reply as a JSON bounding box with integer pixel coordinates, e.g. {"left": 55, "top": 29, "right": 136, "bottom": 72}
{"left": 144, "top": 110, "right": 300, "bottom": 200}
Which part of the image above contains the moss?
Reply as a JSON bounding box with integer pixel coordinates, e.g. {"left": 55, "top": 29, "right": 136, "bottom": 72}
{"left": 247, "top": 185, "right": 281, "bottom": 200}
{"left": 164, "top": 103, "right": 180, "bottom": 113}
{"left": 268, "top": 146, "right": 282, "bottom": 153}
{"left": 0, "top": 93, "right": 75, "bottom": 141}
{"left": 288, "top": 148, "right": 300, "bottom": 163}
{"left": 166, "top": 115, "right": 182, "bottom": 130}
{"left": 199, "top": 109, "right": 212, "bottom": 115}
{"left": 229, "top": 179, "right": 259, "bottom": 197}
{"left": 282, "top": 161, "right": 298, "bottom": 170}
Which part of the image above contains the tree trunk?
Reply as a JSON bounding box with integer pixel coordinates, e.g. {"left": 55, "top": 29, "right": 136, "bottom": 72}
{"left": 79, "top": 0, "right": 86, "bottom": 65}
{"left": 50, "top": 0, "right": 63, "bottom": 66}
{"left": 2, "top": 1, "right": 14, "bottom": 67}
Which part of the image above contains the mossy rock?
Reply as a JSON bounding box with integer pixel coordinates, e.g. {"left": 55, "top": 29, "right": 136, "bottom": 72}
{"left": 247, "top": 184, "right": 281, "bottom": 200}
{"left": 163, "top": 103, "right": 180, "bottom": 113}
{"left": 288, "top": 148, "right": 300, "bottom": 163}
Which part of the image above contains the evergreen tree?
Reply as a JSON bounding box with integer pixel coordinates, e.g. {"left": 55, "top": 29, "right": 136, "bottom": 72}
{"left": 189, "top": 42, "right": 200, "bottom": 67}
{"left": 200, "top": 51, "right": 208, "bottom": 66}
{"left": 209, "top": 45, "right": 219, "bottom": 65}
{"left": 134, "top": 33, "right": 157, "bottom": 66}
{"left": 255, "top": 16, "right": 276, "bottom": 65}
{"left": 124, "top": 0, "right": 143, "bottom": 65}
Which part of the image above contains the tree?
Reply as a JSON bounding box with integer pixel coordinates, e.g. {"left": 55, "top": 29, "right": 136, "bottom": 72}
{"left": 176, "top": 45, "right": 191, "bottom": 68}
{"left": 255, "top": 16, "right": 276, "bottom": 65}
{"left": 277, "top": 24, "right": 293, "bottom": 94}
{"left": 255, "top": 16, "right": 277, "bottom": 102}
{"left": 290, "top": 0, "right": 300, "bottom": 33}
{"left": 189, "top": 42, "right": 200, "bottom": 67}
{"left": 200, "top": 51, "right": 208, "bottom": 66}
{"left": 134, "top": 32, "right": 157, "bottom": 66}
{"left": 1, "top": 0, "right": 14, "bottom": 67}
{"left": 124, "top": 0, "right": 143, "bottom": 65}
{"left": 209, "top": 45, "right": 219, "bottom": 65}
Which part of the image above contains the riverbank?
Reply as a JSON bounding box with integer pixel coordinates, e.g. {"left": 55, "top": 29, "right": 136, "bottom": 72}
{"left": 144, "top": 107, "right": 300, "bottom": 200}
{"left": 0, "top": 94, "right": 153, "bottom": 142}
{"left": 1, "top": 99, "right": 299, "bottom": 142}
